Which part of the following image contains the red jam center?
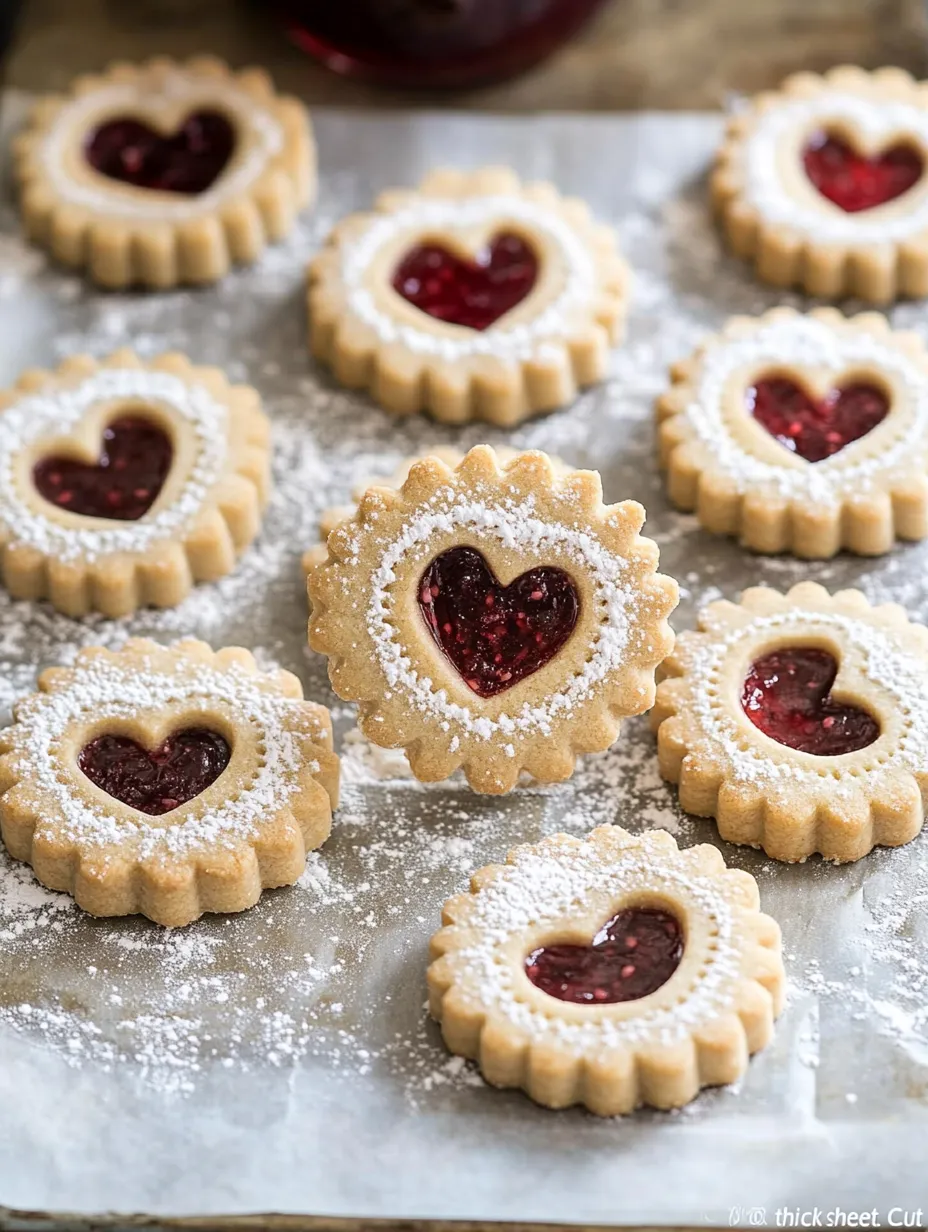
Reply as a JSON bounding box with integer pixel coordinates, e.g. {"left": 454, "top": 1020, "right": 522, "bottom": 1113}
{"left": 33, "top": 416, "right": 173, "bottom": 521}
{"left": 742, "top": 647, "right": 879, "bottom": 755}
{"left": 392, "top": 233, "right": 538, "bottom": 330}
{"left": 747, "top": 377, "right": 889, "bottom": 463}
{"left": 525, "top": 907, "right": 684, "bottom": 1005}
{"left": 84, "top": 111, "right": 236, "bottom": 195}
{"left": 802, "top": 132, "right": 923, "bottom": 213}
{"left": 78, "top": 728, "right": 232, "bottom": 816}
{"left": 418, "top": 546, "right": 579, "bottom": 697}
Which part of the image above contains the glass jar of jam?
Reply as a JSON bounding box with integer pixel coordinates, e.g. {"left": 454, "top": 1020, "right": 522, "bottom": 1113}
{"left": 275, "top": 0, "right": 609, "bottom": 89}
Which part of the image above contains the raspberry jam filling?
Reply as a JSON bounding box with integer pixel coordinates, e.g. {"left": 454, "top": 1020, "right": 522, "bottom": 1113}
{"left": 84, "top": 111, "right": 236, "bottom": 195}
{"left": 742, "top": 647, "right": 879, "bottom": 755}
{"left": 747, "top": 376, "right": 889, "bottom": 463}
{"left": 418, "top": 546, "right": 579, "bottom": 697}
{"left": 525, "top": 907, "right": 684, "bottom": 1005}
{"left": 33, "top": 416, "right": 173, "bottom": 521}
{"left": 78, "top": 728, "right": 232, "bottom": 815}
{"left": 392, "top": 233, "right": 538, "bottom": 330}
{"left": 802, "top": 132, "right": 923, "bottom": 213}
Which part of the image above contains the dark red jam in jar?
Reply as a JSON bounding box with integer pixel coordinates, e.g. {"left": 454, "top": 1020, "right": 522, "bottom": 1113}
{"left": 272, "top": 0, "right": 609, "bottom": 89}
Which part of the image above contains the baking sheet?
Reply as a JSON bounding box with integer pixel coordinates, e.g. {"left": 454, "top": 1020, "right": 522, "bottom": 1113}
{"left": 0, "top": 98, "right": 926, "bottom": 1227}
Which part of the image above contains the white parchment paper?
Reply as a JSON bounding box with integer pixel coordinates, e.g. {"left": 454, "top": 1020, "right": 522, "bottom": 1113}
{"left": 0, "top": 97, "right": 925, "bottom": 1226}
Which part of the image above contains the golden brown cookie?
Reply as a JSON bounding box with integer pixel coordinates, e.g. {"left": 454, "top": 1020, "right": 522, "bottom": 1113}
{"left": 14, "top": 56, "right": 315, "bottom": 288}
{"left": 657, "top": 308, "right": 928, "bottom": 558}
{"left": 0, "top": 639, "right": 339, "bottom": 927}
{"left": 0, "top": 350, "right": 270, "bottom": 619}
{"left": 307, "top": 166, "right": 629, "bottom": 426}
{"left": 428, "top": 825, "right": 784, "bottom": 1116}
{"left": 652, "top": 582, "right": 928, "bottom": 864}
{"left": 308, "top": 445, "right": 677, "bottom": 794}
{"left": 713, "top": 66, "right": 928, "bottom": 303}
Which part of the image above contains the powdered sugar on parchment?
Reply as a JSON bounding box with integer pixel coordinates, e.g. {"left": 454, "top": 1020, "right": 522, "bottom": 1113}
{"left": 0, "top": 111, "right": 927, "bottom": 1122}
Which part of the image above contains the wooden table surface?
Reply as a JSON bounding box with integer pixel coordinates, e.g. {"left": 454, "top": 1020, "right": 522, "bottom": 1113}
{"left": 4, "top": 0, "right": 928, "bottom": 108}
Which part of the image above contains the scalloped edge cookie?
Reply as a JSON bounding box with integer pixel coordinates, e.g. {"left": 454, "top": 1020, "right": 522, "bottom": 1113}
{"left": 652, "top": 582, "right": 928, "bottom": 863}
{"left": 0, "top": 349, "right": 270, "bottom": 618}
{"left": 308, "top": 445, "right": 677, "bottom": 794}
{"left": 657, "top": 307, "right": 928, "bottom": 558}
{"left": 14, "top": 55, "right": 315, "bottom": 288}
{"left": 307, "top": 166, "right": 630, "bottom": 426}
{"left": 428, "top": 825, "right": 784, "bottom": 1116}
{"left": 0, "top": 638, "right": 339, "bottom": 927}
{"left": 712, "top": 65, "right": 928, "bottom": 303}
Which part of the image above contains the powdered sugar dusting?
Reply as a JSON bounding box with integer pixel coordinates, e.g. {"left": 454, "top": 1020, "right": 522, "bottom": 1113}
{"left": 685, "top": 608, "right": 928, "bottom": 789}
{"left": 0, "top": 367, "right": 227, "bottom": 562}
{"left": 743, "top": 90, "right": 928, "bottom": 242}
{"left": 441, "top": 829, "right": 743, "bottom": 1049}
{"left": 39, "top": 73, "right": 284, "bottom": 221}
{"left": 681, "top": 315, "right": 928, "bottom": 503}
{"left": 0, "top": 108, "right": 926, "bottom": 1200}
{"left": 340, "top": 194, "right": 598, "bottom": 361}
{"left": 5, "top": 647, "right": 320, "bottom": 858}
{"left": 365, "top": 489, "right": 638, "bottom": 738}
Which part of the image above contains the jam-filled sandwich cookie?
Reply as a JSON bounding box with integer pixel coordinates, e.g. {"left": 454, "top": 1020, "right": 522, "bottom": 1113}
{"left": 0, "top": 350, "right": 270, "bottom": 619}
{"left": 14, "top": 56, "right": 315, "bottom": 288}
{"left": 307, "top": 166, "right": 629, "bottom": 426}
{"left": 308, "top": 446, "right": 677, "bottom": 794}
{"left": 713, "top": 66, "right": 928, "bottom": 303}
{"left": 0, "top": 640, "right": 339, "bottom": 927}
{"left": 653, "top": 582, "right": 928, "bottom": 864}
{"left": 428, "top": 825, "right": 784, "bottom": 1116}
{"left": 658, "top": 308, "right": 928, "bottom": 558}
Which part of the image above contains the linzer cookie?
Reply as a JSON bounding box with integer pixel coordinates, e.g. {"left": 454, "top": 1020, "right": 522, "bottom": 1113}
{"left": 428, "top": 825, "right": 785, "bottom": 1115}
{"left": 307, "top": 166, "right": 630, "bottom": 425}
{"left": 14, "top": 56, "right": 315, "bottom": 288}
{"left": 0, "top": 640, "right": 339, "bottom": 927}
{"left": 713, "top": 66, "right": 928, "bottom": 303}
{"left": 307, "top": 446, "right": 677, "bottom": 794}
{"left": 0, "top": 351, "right": 270, "bottom": 618}
{"left": 658, "top": 308, "right": 928, "bottom": 558}
{"left": 652, "top": 582, "right": 928, "bottom": 864}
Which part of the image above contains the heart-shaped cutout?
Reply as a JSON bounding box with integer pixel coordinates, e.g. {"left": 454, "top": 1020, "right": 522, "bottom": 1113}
{"left": 418, "top": 546, "right": 579, "bottom": 697}
{"left": 525, "top": 907, "right": 684, "bottom": 1004}
{"left": 392, "top": 232, "right": 538, "bottom": 330}
{"left": 747, "top": 376, "right": 889, "bottom": 463}
{"left": 85, "top": 110, "right": 236, "bottom": 195}
{"left": 78, "top": 727, "right": 231, "bottom": 815}
{"left": 33, "top": 416, "right": 173, "bottom": 521}
{"left": 742, "top": 647, "right": 879, "bottom": 755}
{"left": 802, "top": 131, "right": 924, "bottom": 213}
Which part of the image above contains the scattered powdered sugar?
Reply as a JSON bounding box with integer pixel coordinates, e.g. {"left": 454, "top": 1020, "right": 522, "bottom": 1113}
{"left": 39, "top": 73, "right": 284, "bottom": 221}
{"left": 0, "top": 367, "right": 228, "bottom": 562}
{"left": 685, "top": 607, "right": 928, "bottom": 790}
{"left": 680, "top": 315, "right": 928, "bottom": 503}
{"left": 338, "top": 193, "right": 598, "bottom": 361}
{"left": 439, "top": 829, "right": 742, "bottom": 1049}
{"left": 0, "top": 108, "right": 925, "bottom": 1128}
{"left": 742, "top": 90, "right": 928, "bottom": 242}
{"left": 5, "top": 648, "right": 319, "bottom": 858}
